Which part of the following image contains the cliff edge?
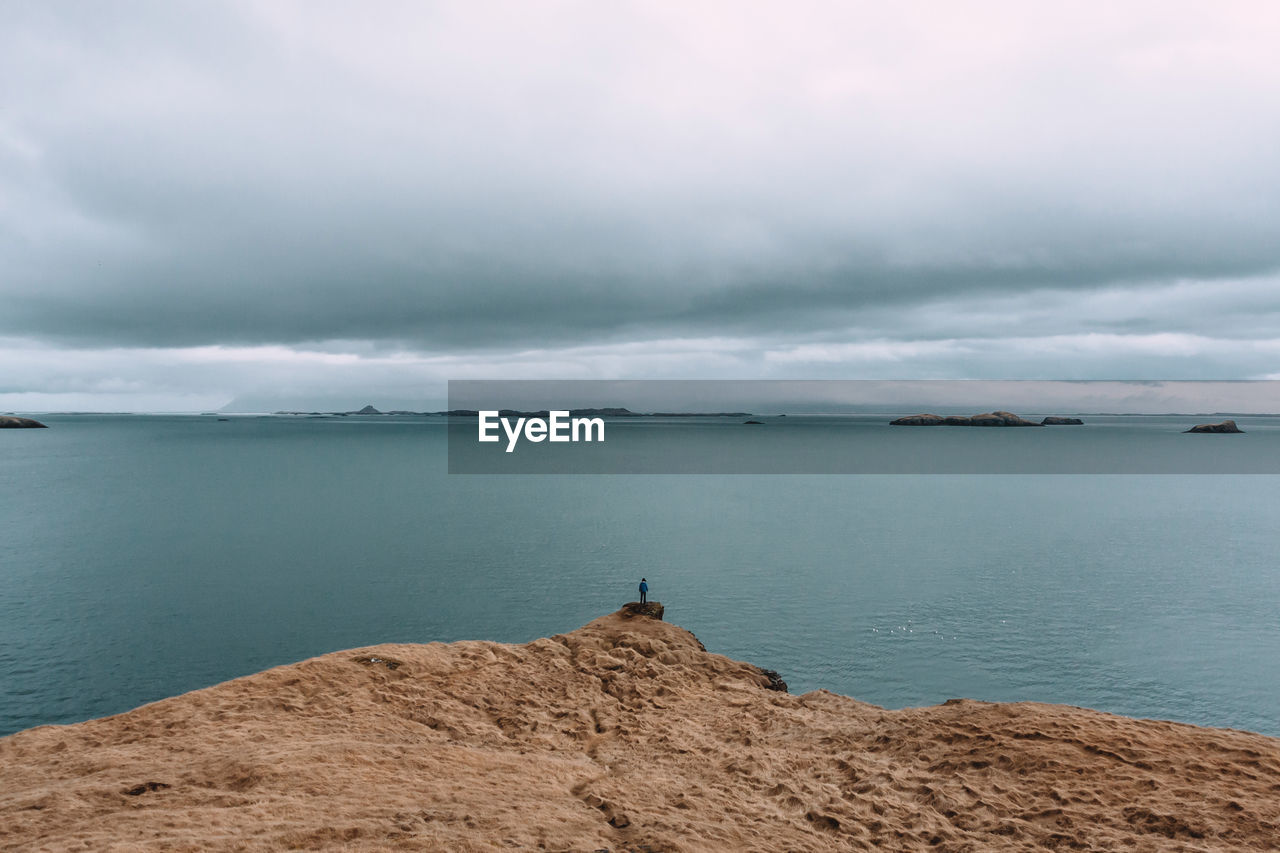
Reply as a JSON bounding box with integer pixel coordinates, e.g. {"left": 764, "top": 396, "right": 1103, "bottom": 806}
{"left": 2, "top": 608, "right": 1278, "bottom": 851}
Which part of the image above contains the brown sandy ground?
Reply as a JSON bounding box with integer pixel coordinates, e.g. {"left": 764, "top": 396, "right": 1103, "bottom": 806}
{"left": 2, "top": 606, "right": 1279, "bottom": 851}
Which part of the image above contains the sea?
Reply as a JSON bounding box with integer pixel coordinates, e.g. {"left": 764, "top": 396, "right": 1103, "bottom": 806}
{"left": 2, "top": 413, "right": 1278, "bottom": 737}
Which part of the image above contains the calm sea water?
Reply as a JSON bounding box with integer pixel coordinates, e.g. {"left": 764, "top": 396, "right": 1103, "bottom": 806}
{"left": 2, "top": 414, "right": 1278, "bottom": 737}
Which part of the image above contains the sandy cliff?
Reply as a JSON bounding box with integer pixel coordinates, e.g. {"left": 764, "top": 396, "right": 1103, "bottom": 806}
{"left": 3, "top": 606, "right": 1278, "bottom": 851}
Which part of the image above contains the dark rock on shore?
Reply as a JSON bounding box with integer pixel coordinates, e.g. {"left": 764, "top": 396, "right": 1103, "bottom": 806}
{"left": 1184, "top": 420, "right": 1244, "bottom": 434}
{"left": 0, "top": 415, "right": 47, "bottom": 428}
{"left": 620, "top": 601, "right": 664, "bottom": 620}
{"left": 744, "top": 420, "right": 763, "bottom": 425}
{"left": 890, "top": 410, "right": 1042, "bottom": 427}
{"left": 1041, "top": 416, "right": 1084, "bottom": 425}
{"left": 755, "top": 667, "right": 789, "bottom": 693}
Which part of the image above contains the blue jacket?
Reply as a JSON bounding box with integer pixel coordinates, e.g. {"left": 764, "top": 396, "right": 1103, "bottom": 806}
{"left": 639, "top": 582, "right": 648, "bottom": 593}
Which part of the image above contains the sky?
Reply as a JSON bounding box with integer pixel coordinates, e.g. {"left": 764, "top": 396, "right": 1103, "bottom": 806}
{"left": 3, "top": 1, "right": 1280, "bottom": 412}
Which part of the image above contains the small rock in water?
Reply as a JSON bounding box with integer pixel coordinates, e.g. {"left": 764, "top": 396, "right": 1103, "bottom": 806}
{"left": 1184, "top": 419, "right": 1243, "bottom": 433}
{"left": 0, "top": 415, "right": 48, "bottom": 428}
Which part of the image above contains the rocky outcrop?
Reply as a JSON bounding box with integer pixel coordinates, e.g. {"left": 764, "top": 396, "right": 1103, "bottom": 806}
{"left": 755, "top": 667, "right": 788, "bottom": 692}
{"left": 1184, "top": 419, "right": 1244, "bottom": 433}
{"left": 1041, "top": 416, "right": 1084, "bottom": 425}
{"left": 889, "top": 413, "right": 947, "bottom": 425}
{"left": 0, "top": 415, "right": 47, "bottom": 429}
{"left": 890, "top": 410, "right": 1042, "bottom": 426}
{"left": 969, "top": 411, "right": 1042, "bottom": 426}
{"left": 620, "top": 600, "right": 664, "bottom": 620}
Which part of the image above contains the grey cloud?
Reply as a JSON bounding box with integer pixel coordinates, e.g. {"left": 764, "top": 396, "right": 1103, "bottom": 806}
{"left": 3, "top": 0, "right": 1280, "bottom": 410}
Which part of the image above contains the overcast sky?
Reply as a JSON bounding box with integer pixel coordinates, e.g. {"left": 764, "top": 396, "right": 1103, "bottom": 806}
{"left": 3, "top": 1, "right": 1280, "bottom": 411}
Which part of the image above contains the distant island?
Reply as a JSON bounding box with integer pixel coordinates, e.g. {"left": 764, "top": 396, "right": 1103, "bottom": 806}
{"left": 1184, "top": 419, "right": 1244, "bottom": 434}
{"left": 272, "top": 405, "right": 754, "bottom": 418}
{"left": 890, "top": 411, "right": 1081, "bottom": 427}
{"left": 0, "top": 415, "right": 47, "bottom": 429}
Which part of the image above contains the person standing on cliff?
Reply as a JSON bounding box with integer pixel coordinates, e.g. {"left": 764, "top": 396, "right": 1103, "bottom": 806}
{"left": 639, "top": 578, "right": 649, "bottom": 604}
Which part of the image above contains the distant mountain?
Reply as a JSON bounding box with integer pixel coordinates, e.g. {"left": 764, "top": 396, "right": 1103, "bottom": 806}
{"left": 220, "top": 394, "right": 439, "bottom": 413}
{"left": 437, "top": 408, "right": 752, "bottom": 418}
{"left": 268, "top": 406, "right": 756, "bottom": 418}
